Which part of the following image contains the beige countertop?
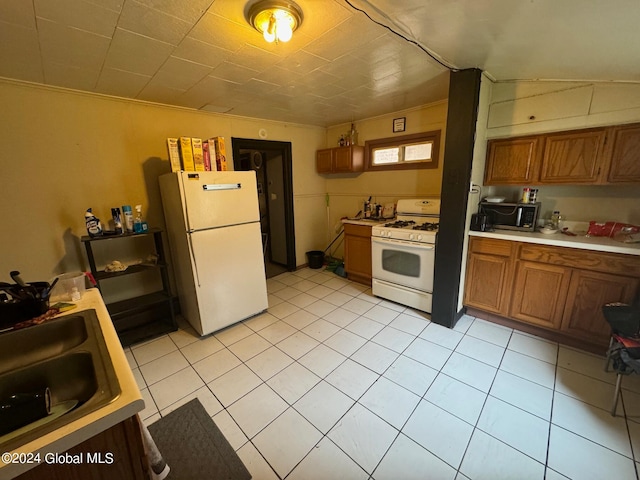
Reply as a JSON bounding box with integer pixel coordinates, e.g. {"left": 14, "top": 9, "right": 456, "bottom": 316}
{"left": 342, "top": 218, "right": 391, "bottom": 226}
{"left": 469, "top": 229, "right": 640, "bottom": 256}
{"left": 0, "top": 288, "right": 144, "bottom": 479}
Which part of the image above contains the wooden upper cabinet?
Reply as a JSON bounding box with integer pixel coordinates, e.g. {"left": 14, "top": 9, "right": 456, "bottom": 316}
{"left": 316, "top": 146, "right": 364, "bottom": 174}
{"left": 538, "top": 128, "right": 607, "bottom": 184}
{"left": 484, "top": 121, "right": 640, "bottom": 185}
{"left": 606, "top": 123, "right": 640, "bottom": 183}
{"left": 484, "top": 136, "right": 542, "bottom": 185}
{"left": 316, "top": 148, "right": 333, "bottom": 173}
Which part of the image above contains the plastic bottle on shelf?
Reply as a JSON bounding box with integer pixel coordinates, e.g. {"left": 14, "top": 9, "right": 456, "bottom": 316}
{"left": 122, "top": 205, "right": 134, "bottom": 233}
{"left": 111, "top": 207, "right": 123, "bottom": 234}
{"left": 134, "top": 205, "right": 147, "bottom": 233}
{"left": 364, "top": 197, "right": 371, "bottom": 218}
{"left": 85, "top": 208, "right": 103, "bottom": 237}
{"left": 349, "top": 123, "right": 358, "bottom": 146}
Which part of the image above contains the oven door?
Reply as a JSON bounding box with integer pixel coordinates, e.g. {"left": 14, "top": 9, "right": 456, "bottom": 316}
{"left": 371, "top": 236, "right": 435, "bottom": 292}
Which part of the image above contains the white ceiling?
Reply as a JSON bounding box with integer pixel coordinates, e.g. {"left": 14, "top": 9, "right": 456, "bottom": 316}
{"left": 1, "top": 0, "right": 638, "bottom": 127}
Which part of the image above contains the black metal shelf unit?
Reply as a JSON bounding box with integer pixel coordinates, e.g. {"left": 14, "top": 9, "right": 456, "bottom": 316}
{"left": 81, "top": 228, "right": 177, "bottom": 346}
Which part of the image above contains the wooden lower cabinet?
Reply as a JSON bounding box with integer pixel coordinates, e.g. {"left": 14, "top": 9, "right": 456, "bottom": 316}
{"left": 464, "top": 254, "right": 510, "bottom": 314}
{"left": 509, "top": 261, "right": 572, "bottom": 330}
{"left": 464, "top": 236, "right": 640, "bottom": 349}
{"left": 344, "top": 223, "right": 372, "bottom": 285}
{"left": 561, "top": 270, "right": 640, "bottom": 343}
{"left": 17, "top": 416, "right": 149, "bottom": 480}
{"left": 463, "top": 237, "right": 514, "bottom": 315}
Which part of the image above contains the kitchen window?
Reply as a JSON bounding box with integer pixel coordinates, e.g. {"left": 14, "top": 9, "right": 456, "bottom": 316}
{"left": 365, "top": 130, "right": 441, "bottom": 171}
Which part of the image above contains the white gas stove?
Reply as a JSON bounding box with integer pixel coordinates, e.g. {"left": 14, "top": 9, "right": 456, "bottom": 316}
{"left": 372, "top": 199, "right": 440, "bottom": 244}
{"left": 371, "top": 199, "right": 440, "bottom": 313}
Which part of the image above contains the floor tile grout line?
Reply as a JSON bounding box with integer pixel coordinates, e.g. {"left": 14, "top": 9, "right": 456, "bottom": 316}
{"left": 545, "top": 346, "right": 559, "bottom": 478}
{"left": 450, "top": 325, "right": 515, "bottom": 477}
{"left": 552, "top": 347, "right": 638, "bottom": 465}
{"left": 620, "top": 393, "right": 640, "bottom": 479}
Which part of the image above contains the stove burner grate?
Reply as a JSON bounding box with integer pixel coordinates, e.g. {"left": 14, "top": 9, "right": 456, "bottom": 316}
{"left": 413, "top": 223, "right": 439, "bottom": 231}
{"left": 384, "top": 220, "right": 416, "bottom": 228}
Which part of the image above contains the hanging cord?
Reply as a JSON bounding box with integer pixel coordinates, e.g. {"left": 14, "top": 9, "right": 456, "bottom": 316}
{"left": 343, "top": 0, "right": 459, "bottom": 72}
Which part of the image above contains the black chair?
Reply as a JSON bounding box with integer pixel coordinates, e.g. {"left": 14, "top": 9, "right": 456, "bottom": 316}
{"left": 602, "top": 296, "right": 640, "bottom": 416}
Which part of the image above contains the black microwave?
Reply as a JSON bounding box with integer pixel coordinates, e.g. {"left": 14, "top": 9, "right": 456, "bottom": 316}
{"left": 478, "top": 202, "right": 541, "bottom": 232}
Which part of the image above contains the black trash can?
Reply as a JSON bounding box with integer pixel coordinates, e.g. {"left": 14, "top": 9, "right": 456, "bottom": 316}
{"left": 306, "top": 250, "right": 324, "bottom": 269}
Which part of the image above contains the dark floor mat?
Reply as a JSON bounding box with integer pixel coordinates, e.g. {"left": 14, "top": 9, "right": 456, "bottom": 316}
{"left": 148, "top": 399, "right": 251, "bottom": 480}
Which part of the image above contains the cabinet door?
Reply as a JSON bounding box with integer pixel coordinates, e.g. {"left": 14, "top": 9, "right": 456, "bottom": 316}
{"left": 509, "top": 261, "right": 572, "bottom": 329}
{"left": 316, "top": 149, "right": 333, "bottom": 173}
{"left": 344, "top": 225, "right": 372, "bottom": 284}
{"left": 334, "top": 147, "right": 353, "bottom": 172}
{"left": 539, "top": 129, "right": 606, "bottom": 183}
{"left": 464, "top": 253, "right": 511, "bottom": 314}
{"left": 561, "top": 270, "right": 639, "bottom": 345}
{"left": 485, "top": 136, "right": 542, "bottom": 185}
{"left": 607, "top": 123, "right": 640, "bottom": 183}
{"left": 16, "top": 416, "right": 148, "bottom": 480}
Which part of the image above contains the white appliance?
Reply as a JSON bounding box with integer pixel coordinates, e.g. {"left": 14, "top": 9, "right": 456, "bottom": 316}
{"left": 159, "top": 171, "right": 268, "bottom": 335}
{"left": 371, "top": 199, "right": 440, "bottom": 313}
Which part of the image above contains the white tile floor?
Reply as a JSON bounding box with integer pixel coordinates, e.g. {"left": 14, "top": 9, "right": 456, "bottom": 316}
{"left": 127, "top": 268, "right": 640, "bottom": 480}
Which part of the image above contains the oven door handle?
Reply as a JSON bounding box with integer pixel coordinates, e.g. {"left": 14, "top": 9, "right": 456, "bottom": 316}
{"left": 372, "top": 237, "right": 435, "bottom": 250}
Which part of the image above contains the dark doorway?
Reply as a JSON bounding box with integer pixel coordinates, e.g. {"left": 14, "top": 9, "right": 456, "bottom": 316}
{"left": 231, "top": 138, "right": 296, "bottom": 277}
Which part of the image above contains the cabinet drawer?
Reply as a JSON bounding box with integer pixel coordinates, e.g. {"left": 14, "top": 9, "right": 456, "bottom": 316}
{"left": 343, "top": 223, "right": 372, "bottom": 238}
{"left": 469, "top": 237, "right": 513, "bottom": 257}
{"left": 518, "top": 244, "right": 640, "bottom": 276}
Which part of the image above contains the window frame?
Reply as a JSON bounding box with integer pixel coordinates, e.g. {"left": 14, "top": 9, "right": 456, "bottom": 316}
{"left": 364, "top": 130, "right": 441, "bottom": 172}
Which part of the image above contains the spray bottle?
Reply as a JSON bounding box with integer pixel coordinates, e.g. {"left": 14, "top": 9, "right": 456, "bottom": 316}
{"left": 85, "top": 208, "right": 103, "bottom": 237}
{"left": 133, "top": 205, "right": 148, "bottom": 233}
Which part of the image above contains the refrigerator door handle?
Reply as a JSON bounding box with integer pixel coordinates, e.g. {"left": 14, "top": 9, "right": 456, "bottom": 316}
{"left": 203, "top": 183, "right": 242, "bottom": 191}
{"left": 187, "top": 234, "right": 202, "bottom": 287}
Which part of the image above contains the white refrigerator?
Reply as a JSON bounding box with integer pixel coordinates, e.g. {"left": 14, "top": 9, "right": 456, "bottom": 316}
{"left": 159, "top": 171, "right": 268, "bottom": 336}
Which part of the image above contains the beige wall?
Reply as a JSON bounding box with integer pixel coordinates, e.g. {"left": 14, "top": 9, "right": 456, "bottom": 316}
{"left": 321, "top": 102, "right": 448, "bottom": 256}
{"left": 0, "top": 79, "right": 325, "bottom": 298}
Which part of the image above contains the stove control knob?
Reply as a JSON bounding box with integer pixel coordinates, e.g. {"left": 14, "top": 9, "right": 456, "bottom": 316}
{"left": 387, "top": 231, "right": 393, "bottom": 238}
{"left": 417, "top": 234, "right": 423, "bottom": 241}
{"left": 409, "top": 234, "right": 415, "bottom": 241}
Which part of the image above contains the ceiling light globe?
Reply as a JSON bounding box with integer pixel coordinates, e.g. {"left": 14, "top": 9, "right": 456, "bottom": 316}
{"left": 246, "top": 0, "right": 303, "bottom": 44}
{"left": 277, "top": 23, "right": 293, "bottom": 42}
{"left": 263, "top": 29, "right": 276, "bottom": 42}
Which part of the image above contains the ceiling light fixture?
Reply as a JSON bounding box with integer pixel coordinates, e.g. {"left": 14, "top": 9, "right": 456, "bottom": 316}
{"left": 246, "top": 0, "right": 303, "bottom": 44}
